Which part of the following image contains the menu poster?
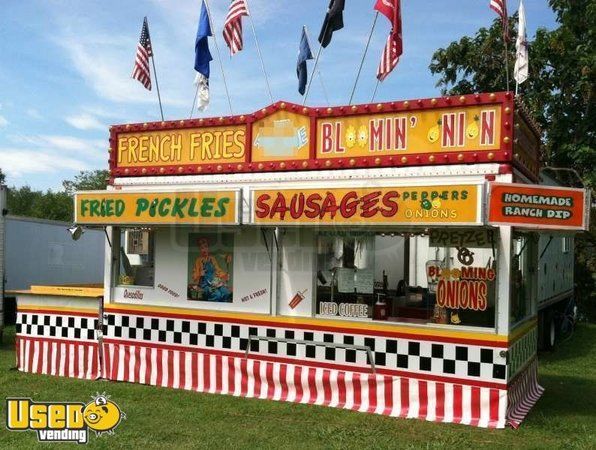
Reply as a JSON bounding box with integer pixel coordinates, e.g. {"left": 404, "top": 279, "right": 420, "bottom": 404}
{"left": 355, "top": 269, "right": 374, "bottom": 294}
{"left": 336, "top": 268, "right": 355, "bottom": 293}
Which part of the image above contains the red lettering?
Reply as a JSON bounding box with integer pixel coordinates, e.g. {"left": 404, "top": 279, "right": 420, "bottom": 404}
{"left": 480, "top": 110, "right": 495, "bottom": 146}
{"left": 442, "top": 113, "right": 455, "bottom": 147}
{"left": 255, "top": 194, "right": 271, "bottom": 219}
{"left": 370, "top": 120, "right": 383, "bottom": 151}
{"left": 437, "top": 280, "right": 446, "bottom": 307}
{"left": 321, "top": 123, "right": 333, "bottom": 153}
{"left": 381, "top": 191, "right": 399, "bottom": 217}
{"left": 360, "top": 191, "right": 382, "bottom": 218}
{"left": 334, "top": 122, "right": 345, "bottom": 153}
{"left": 271, "top": 193, "right": 288, "bottom": 220}
{"left": 394, "top": 117, "right": 407, "bottom": 150}
{"left": 320, "top": 192, "right": 339, "bottom": 219}
{"left": 478, "top": 282, "right": 487, "bottom": 310}
{"left": 339, "top": 191, "right": 359, "bottom": 218}
{"left": 289, "top": 193, "right": 305, "bottom": 219}
{"left": 304, "top": 193, "right": 322, "bottom": 218}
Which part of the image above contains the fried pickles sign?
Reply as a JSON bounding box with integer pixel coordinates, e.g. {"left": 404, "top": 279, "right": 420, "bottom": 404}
{"left": 488, "top": 183, "right": 590, "bottom": 230}
{"left": 251, "top": 184, "right": 482, "bottom": 225}
{"left": 75, "top": 190, "right": 240, "bottom": 225}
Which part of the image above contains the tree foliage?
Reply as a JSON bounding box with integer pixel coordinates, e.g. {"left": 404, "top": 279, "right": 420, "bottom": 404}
{"left": 4, "top": 170, "right": 109, "bottom": 222}
{"left": 430, "top": 0, "right": 596, "bottom": 315}
{"left": 62, "top": 170, "right": 109, "bottom": 196}
{"left": 430, "top": 0, "right": 595, "bottom": 187}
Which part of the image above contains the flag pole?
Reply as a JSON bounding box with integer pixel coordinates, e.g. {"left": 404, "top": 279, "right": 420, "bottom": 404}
{"left": 504, "top": 38, "right": 511, "bottom": 92}
{"left": 304, "top": 26, "right": 330, "bottom": 106}
{"left": 349, "top": 12, "right": 379, "bottom": 105}
{"left": 302, "top": 41, "right": 324, "bottom": 106}
{"left": 246, "top": 2, "right": 273, "bottom": 103}
{"left": 189, "top": 84, "right": 200, "bottom": 119}
{"left": 146, "top": 17, "right": 165, "bottom": 121}
{"left": 371, "top": 78, "right": 380, "bottom": 103}
{"left": 204, "top": 0, "right": 234, "bottom": 115}
{"left": 303, "top": 16, "right": 332, "bottom": 106}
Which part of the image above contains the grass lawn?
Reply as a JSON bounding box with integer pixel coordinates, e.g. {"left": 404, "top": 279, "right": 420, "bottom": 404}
{"left": 1, "top": 325, "right": 595, "bottom": 449}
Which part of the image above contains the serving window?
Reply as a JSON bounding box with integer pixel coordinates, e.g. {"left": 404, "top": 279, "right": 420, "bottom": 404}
{"left": 314, "top": 229, "right": 497, "bottom": 329}
{"left": 111, "top": 227, "right": 271, "bottom": 314}
{"left": 115, "top": 228, "right": 155, "bottom": 288}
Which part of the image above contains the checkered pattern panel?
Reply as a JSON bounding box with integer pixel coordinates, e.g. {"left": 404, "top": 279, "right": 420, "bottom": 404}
{"left": 508, "top": 327, "right": 538, "bottom": 379}
{"left": 16, "top": 312, "right": 98, "bottom": 341}
{"left": 104, "top": 312, "right": 507, "bottom": 383}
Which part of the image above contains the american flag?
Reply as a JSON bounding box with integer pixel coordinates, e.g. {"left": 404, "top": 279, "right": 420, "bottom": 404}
{"left": 223, "top": 0, "right": 249, "bottom": 56}
{"left": 376, "top": 0, "right": 403, "bottom": 82}
{"left": 490, "top": 0, "right": 509, "bottom": 41}
{"left": 131, "top": 17, "right": 153, "bottom": 90}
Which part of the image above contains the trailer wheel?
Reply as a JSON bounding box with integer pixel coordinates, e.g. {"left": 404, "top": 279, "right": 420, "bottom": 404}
{"left": 543, "top": 312, "right": 557, "bottom": 351}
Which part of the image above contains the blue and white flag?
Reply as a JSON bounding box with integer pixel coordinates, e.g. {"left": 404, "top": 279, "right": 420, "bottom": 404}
{"left": 194, "top": 0, "right": 213, "bottom": 110}
{"left": 297, "top": 26, "right": 313, "bottom": 95}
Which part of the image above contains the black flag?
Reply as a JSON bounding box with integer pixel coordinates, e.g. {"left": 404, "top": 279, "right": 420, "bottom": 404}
{"left": 318, "top": 0, "right": 345, "bottom": 48}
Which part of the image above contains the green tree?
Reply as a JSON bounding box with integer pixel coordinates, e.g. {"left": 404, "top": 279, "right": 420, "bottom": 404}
{"left": 429, "top": 0, "right": 595, "bottom": 186}
{"left": 62, "top": 170, "right": 109, "bottom": 195}
{"left": 0, "top": 168, "right": 6, "bottom": 185}
{"left": 429, "top": 0, "right": 596, "bottom": 318}
{"left": 6, "top": 170, "right": 109, "bottom": 222}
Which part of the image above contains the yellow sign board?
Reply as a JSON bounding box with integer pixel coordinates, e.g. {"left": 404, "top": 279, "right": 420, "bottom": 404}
{"left": 316, "top": 105, "right": 501, "bottom": 159}
{"left": 251, "top": 184, "right": 482, "bottom": 225}
{"left": 75, "top": 190, "right": 240, "bottom": 225}
{"left": 116, "top": 125, "right": 246, "bottom": 168}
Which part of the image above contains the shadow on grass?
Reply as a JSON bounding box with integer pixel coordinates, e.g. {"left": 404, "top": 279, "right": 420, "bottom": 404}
{"left": 535, "top": 373, "right": 596, "bottom": 419}
{"left": 538, "top": 323, "right": 596, "bottom": 364}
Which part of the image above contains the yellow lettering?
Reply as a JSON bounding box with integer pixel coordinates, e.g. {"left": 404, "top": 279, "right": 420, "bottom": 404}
{"left": 138, "top": 136, "right": 149, "bottom": 162}
{"left": 7, "top": 399, "right": 29, "bottom": 429}
{"left": 30, "top": 404, "right": 47, "bottom": 429}
{"left": 128, "top": 137, "right": 139, "bottom": 163}
{"left": 190, "top": 133, "right": 201, "bottom": 160}
{"left": 67, "top": 405, "right": 84, "bottom": 429}
{"left": 212, "top": 131, "right": 222, "bottom": 159}
{"left": 222, "top": 130, "right": 234, "bottom": 158}
{"left": 160, "top": 135, "right": 171, "bottom": 161}
{"left": 202, "top": 133, "right": 214, "bottom": 160}
{"left": 149, "top": 135, "right": 159, "bottom": 162}
{"left": 233, "top": 130, "right": 245, "bottom": 157}
{"left": 117, "top": 137, "right": 128, "bottom": 164}
{"left": 171, "top": 134, "right": 182, "bottom": 161}
{"left": 48, "top": 405, "right": 65, "bottom": 429}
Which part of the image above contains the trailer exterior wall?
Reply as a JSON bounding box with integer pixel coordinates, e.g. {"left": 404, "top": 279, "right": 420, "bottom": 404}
{"left": 4, "top": 216, "right": 104, "bottom": 290}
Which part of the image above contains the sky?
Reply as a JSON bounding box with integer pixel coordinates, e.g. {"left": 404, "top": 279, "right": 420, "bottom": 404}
{"left": 0, "top": 0, "right": 557, "bottom": 191}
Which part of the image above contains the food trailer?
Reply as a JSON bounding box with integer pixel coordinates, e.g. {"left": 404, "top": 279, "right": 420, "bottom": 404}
{"left": 13, "top": 92, "right": 590, "bottom": 428}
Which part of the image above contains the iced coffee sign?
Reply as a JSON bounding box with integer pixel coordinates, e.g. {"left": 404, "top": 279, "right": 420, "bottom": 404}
{"left": 488, "top": 183, "right": 590, "bottom": 231}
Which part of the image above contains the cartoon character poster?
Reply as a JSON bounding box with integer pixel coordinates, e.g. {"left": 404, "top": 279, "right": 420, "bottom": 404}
{"left": 187, "top": 234, "right": 233, "bottom": 302}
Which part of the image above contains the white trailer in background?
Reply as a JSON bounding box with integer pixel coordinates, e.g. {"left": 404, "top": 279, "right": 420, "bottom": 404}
{"left": 0, "top": 186, "right": 105, "bottom": 340}
{"left": 534, "top": 168, "right": 587, "bottom": 349}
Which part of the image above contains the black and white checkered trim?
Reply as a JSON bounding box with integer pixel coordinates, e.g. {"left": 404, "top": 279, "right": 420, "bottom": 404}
{"left": 16, "top": 312, "right": 98, "bottom": 341}
{"left": 104, "top": 313, "right": 507, "bottom": 382}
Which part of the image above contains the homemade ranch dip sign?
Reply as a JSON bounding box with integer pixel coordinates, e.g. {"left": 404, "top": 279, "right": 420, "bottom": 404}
{"left": 488, "top": 183, "right": 589, "bottom": 230}
{"left": 251, "top": 184, "right": 482, "bottom": 225}
{"left": 109, "top": 93, "right": 519, "bottom": 177}
{"left": 75, "top": 190, "right": 240, "bottom": 225}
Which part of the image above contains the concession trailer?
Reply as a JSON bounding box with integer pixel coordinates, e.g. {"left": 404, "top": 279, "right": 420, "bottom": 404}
{"left": 13, "top": 92, "right": 590, "bottom": 428}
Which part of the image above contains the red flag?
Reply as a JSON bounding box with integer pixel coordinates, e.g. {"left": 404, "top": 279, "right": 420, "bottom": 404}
{"left": 375, "top": 0, "right": 402, "bottom": 81}
{"left": 490, "top": 0, "right": 509, "bottom": 41}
